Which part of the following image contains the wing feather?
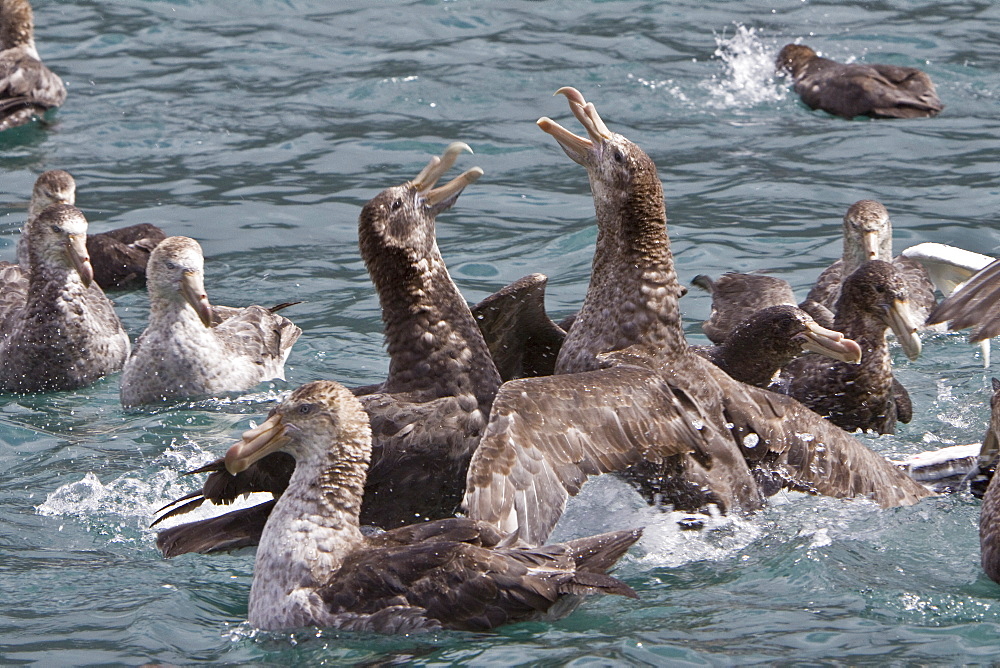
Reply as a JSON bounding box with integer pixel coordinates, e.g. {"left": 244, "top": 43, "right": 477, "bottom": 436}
{"left": 463, "top": 361, "right": 708, "bottom": 546}
{"left": 706, "top": 362, "right": 932, "bottom": 507}
{"left": 928, "top": 259, "right": 1000, "bottom": 341}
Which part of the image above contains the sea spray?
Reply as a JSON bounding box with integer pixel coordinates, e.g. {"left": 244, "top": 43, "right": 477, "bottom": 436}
{"left": 703, "top": 24, "right": 787, "bottom": 109}
{"left": 35, "top": 438, "right": 268, "bottom": 543}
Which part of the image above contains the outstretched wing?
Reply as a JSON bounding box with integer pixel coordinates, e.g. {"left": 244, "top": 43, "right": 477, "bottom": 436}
{"left": 463, "top": 359, "right": 714, "bottom": 546}
{"left": 702, "top": 356, "right": 932, "bottom": 507}
{"left": 471, "top": 273, "right": 566, "bottom": 380}
{"left": 928, "top": 258, "right": 1000, "bottom": 342}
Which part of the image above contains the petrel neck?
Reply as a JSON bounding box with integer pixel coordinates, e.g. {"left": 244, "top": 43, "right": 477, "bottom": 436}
{"left": 374, "top": 243, "right": 501, "bottom": 402}
{"left": 0, "top": 0, "right": 36, "bottom": 55}
{"left": 556, "top": 173, "right": 686, "bottom": 373}
{"left": 833, "top": 296, "right": 889, "bottom": 361}
{"left": 248, "top": 436, "right": 368, "bottom": 630}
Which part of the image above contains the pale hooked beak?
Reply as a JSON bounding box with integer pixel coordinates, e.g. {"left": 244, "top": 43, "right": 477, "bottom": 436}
{"left": 180, "top": 269, "right": 213, "bottom": 327}
{"left": 225, "top": 412, "right": 292, "bottom": 475}
{"left": 862, "top": 230, "right": 881, "bottom": 260}
{"left": 795, "top": 321, "right": 863, "bottom": 364}
{"left": 66, "top": 233, "right": 94, "bottom": 287}
{"left": 537, "top": 87, "right": 613, "bottom": 164}
{"left": 411, "top": 142, "right": 483, "bottom": 214}
{"left": 882, "top": 299, "right": 922, "bottom": 361}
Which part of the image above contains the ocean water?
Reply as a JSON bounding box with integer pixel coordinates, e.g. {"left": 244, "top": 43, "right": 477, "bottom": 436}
{"left": 2, "top": 0, "right": 1000, "bottom": 664}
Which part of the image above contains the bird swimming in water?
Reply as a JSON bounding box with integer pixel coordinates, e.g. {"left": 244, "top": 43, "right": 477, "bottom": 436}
{"left": 776, "top": 43, "right": 943, "bottom": 120}
{"left": 0, "top": 204, "right": 130, "bottom": 393}
{"left": 16, "top": 170, "right": 167, "bottom": 290}
{"left": 807, "top": 200, "right": 937, "bottom": 330}
{"left": 153, "top": 144, "right": 501, "bottom": 556}
{"left": 778, "top": 260, "right": 921, "bottom": 435}
{"left": 0, "top": 0, "right": 66, "bottom": 131}
{"left": 119, "top": 236, "right": 301, "bottom": 407}
{"left": 222, "top": 379, "right": 641, "bottom": 633}
{"left": 692, "top": 303, "right": 861, "bottom": 388}
{"left": 461, "top": 88, "right": 931, "bottom": 547}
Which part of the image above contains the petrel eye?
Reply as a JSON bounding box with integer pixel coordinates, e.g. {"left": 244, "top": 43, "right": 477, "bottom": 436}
{"left": 298, "top": 403, "right": 314, "bottom": 415}
{"left": 391, "top": 199, "right": 403, "bottom": 211}
{"left": 50, "top": 224, "right": 61, "bottom": 234}
{"left": 613, "top": 150, "right": 625, "bottom": 163}
{"left": 165, "top": 261, "right": 177, "bottom": 270}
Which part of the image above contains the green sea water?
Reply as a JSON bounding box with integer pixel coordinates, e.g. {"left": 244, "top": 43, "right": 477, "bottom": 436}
{"left": 2, "top": 1, "right": 1000, "bottom": 664}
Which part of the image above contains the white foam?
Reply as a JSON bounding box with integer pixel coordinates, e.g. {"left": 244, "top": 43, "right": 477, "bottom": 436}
{"left": 702, "top": 24, "right": 787, "bottom": 109}
{"left": 549, "top": 474, "right": 762, "bottom": 570}
{"left": 35, "top": 439, "right": 268, "bottom": 543}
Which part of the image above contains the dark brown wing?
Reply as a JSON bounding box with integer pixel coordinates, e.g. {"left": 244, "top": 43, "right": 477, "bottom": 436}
{"left": 927, "top": 258, "right": 1000, "bottom": 342}
{"left": 86, "top": 224, "right": 167, "bottom": 290}
{"left": 316, "top": 527, "right": 639, "bottom": 633}
{"left": 866, "top": 64, "right": 944, "bottom": 118}
{"left": 471, "top": 273, "right": 566, "bottom": 381}
{"left": 702, "top": 357, "right": 931, "bottom": 507}
{"left": 358, "top": 391, "right": 486, "bottom": 529}
{"left": 463, "top": 356, "right": 724, "bottom": 546}
{"left": 466, "top": 348, "right": 930, "bottom": 547}
{"left": 152, "top": 451, "right": 294, "bottom": 526}
{"left": 156, "top": 500, "right": 274, "bottom": 558}
{"left": 91, "top": 223, "right": 166, "bottom": 247}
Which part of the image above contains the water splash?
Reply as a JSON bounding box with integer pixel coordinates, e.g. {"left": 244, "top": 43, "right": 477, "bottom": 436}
{"left": 549, "top": 474, "right": 762, "bottom": 570}
{"left": 35, "top": 439, "right": 263, "bottom": 542}
{"left": 702, "top": 24, "right": 786, "bottom": 110}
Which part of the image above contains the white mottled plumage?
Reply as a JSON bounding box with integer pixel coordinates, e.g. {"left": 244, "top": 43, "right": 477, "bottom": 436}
{"left": 0, "top": 0, "right": 66, "bottom": 131}
{"left": 807, "top": 199, "right": 938, "bottom": 330}
{"left": 120, "top": 236, "right": 301, "bottom": 407}
{"left": 16, "top": 169, "right": 76, "bottom": 266}
{"left": 0, "top": 204, "right": 130, "bottom": 392}
{"left": 18, "top": 170, "right": 168, "bottom": 290}
{"left": 224, "top": 380, "right": 639, "bottom": 633}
